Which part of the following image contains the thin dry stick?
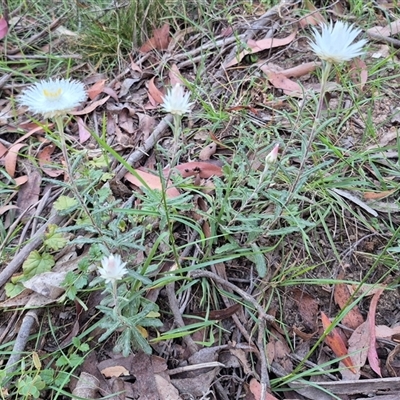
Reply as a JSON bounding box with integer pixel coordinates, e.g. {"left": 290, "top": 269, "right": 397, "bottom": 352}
{"left": 166, "top": 283, "right": 198, "bottom": 356}
{"left": 258, "top": 318, "right": 270, "bottom": 398}
{"left": 4, "top": 310, "right": 41, "bottom": 377}
{"left": 190, "top": 270, "right": 274, "bottom": 322}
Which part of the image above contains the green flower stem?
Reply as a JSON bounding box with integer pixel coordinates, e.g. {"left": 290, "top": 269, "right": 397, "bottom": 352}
{"left": 288, "top": 61, "right": 332, "bottom": 195}
{"left": 170, "top": 114, "right": 183, "bottom": 168}
{"left": 55, "top": 116, "right": 103, "bottom": 237}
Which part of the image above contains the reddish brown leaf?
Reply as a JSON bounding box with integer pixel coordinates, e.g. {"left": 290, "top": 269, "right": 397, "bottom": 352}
{"left": 367, "top": 288, "right": 384, "bottom": 377}
{"left": 124, "top": 170, "right": 180, "bottom": 199}
{"left": 0, "top": 141, "right": 8, "bottom": 158}
{"left": 87, "top": 79, "right": 106, "bottom": 100}
{"left": 298, "top": 0, "right": 326, "bottom": 27}
{"left": 223, "top": 31, "right": 296, "bottom": 68}
{"left": 321, "top": 311, "right": 356, "bottom": 374}
{"left": 38, "top": 144, "right": 64, "bottom": 177}
{"left": 72, "top": 95, "right": 110, "bottom": 116}
{"left": 350, "top": 58, "right": 368, "bottom": 91}
{"left": 363, "top": 189, "right": 396, "bottom": 200}
{"left": 334, "top": 281, "right": 364, "bottom": 330}
{"left": 0, "top": 16, "right": 8, "bottom": 40}
{"left": 148, "top": 77, "right": 164, "bottom": 105}
{"left": 165, "top": 162, "right": 223, "bottom": 179}
{"left": 342, "top": 321, "right": 370, "bottom": 380}
{"left": 267, "top": 71, "right": 302, "bottom": 95}
{"left": 5, "top": 143, "right": 26, "bottom": 177}
{"left": 199, "top": 142, "right": 217, "bottom": 161}
{"left": 259, "top": 61, "right": 320, "bottom": 78}
{"left": 249, "top": 378, "right": 279, "bottom": 400}
{"left": 292, "top": 289, "right": 319, "bottom": 332}
{"left": 76, "top": 117, "right": 91, "bottom": 144}
{"left": 139, "top": 23, "right": 170, "bottom": 53}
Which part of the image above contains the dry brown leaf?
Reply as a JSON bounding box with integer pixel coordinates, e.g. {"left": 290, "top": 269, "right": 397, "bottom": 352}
{"left": 367, "top": 19, "right": 400, "bottom": 37}
{"left": 321, "top": 311, "right": 356, "bottom": 374}
{"left": 249, "top": 378, "right": 280, "bottom": 400}
{"left": 341, "top": 321, "right": 370, "bottom": 380}
{"left": 124, "top": 169, "right": 180, "bottom": 198}
{"left": 16, "top": 168, "right": 41, "bottom": 215}
{"left": 199, "top": 142, "right": 217, "bottom": 160}
{"left": 87, "top": 79, "right": 106, "bottom": 100}
{"left": 165, "top": 161, "right": 223, "bottom": 179}
{"left": 139, "top": 23, "right": 171, "bottom": 53}
{"left": 76, "top": 116, "right": 91, "bottom": 144}
{"left": 137, "top": 113, "right": 157, "bottom": 140}
{"left": 334, "top": 281, "right": 364, "bottom": 330}
{"left": 376, "top": 325, "right": 400, "bottom": 339}
{"left": 223, "top": 31, "right": 297, "bottom": 68}
{"left": 148, "top": 77, "right": 165, "bottom": 105}
{"left": 0, "top": 141, "right": 7, "bottom": 158}
{"left": 367, "top": 288, "right": 384, "bottom": 377}
{"left": 5, "top": 143, "right": 26, "bottom": 178}
{"left": 23, "top": 271, "right": 67, "bottom": 299}
{"left": 266, "top": 71, "right": 302, "bottom": 96}
{"left": 38, "top": 144, "right": 64, "bottom": 177}
{"left": 363, "top": 189, "right": 396, "bottom": 200}
{"left": 350, "top": 58, "right": 368, "bottom": 91}
{"left": 72, "top": 95, "right": 110, "bottom": 116}
{"left": 101, "top": 365, "right": 130, "bottom": 378}
{"left": 292, "top": 289, "right": 319, "bottom": 332}
{"left": 298, "top": 0, "right": 326, "bottom": 27}
{"left": 155, "top": 374, "right": 182, "bottom": 400}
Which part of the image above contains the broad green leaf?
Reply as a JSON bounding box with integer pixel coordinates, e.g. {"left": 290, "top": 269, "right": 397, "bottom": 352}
{"left": 22, "top": 251, "right": 54, "bottom": 278}
{"left": 5, "top": 282, "right": 25, "bottom": 298}
{"left": 44, "top": 224, "right": 68, "bottom": 251}
{"left": 53, "top": 195, "right": 78, "bottom": 211}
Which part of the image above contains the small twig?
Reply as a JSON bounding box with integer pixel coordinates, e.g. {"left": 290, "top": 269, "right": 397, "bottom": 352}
{"left": 366, "top": 31, "right": 400, "bottom": 48}
{"left": 115, "top": 114, "right": 173, "bottom": 180}
{"left": 258, "top": 318, "right": 270, "bottom": 398}
{"left": 4, "top": 310, "right": 41, "bottom": 379}
{"left": 166, "top": 283, "right": 198, "bottom": 356}
{"left": 190, "top": 270, "right": 274, "bottom": 322}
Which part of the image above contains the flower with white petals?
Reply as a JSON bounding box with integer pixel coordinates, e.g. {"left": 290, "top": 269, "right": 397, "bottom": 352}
{"left": 310, "top": 21, "right": 367, "bottom": 64}
{"left": 98, "top": 254, "right": 128, "bottom": 284}
{"left": 18, "top": 78, "right": 87, "bottom": 119}
{"left": 162, "top": 83, "right": 193, "bottom": 116}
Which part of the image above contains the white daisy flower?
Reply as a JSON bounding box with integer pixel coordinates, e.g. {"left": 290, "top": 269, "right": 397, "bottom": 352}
{"left": 18, "top": 78, "right": 87, "bottom": 118}
{"left": 310, "top": 21, "right": 367, "bottom": 64}
{"left": 162, "top": 83, "right": 194, "bottom": 116}
{"left": 98, "top": 254, "right": 128, "bottom": 284}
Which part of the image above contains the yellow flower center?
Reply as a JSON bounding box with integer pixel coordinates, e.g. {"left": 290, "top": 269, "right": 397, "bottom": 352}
{"left": 43, "top": 88, "right": 62, "bottom": 99}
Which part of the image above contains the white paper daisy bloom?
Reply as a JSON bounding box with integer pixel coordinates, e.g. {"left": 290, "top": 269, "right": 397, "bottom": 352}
{"left": 18, "top": 78, "right": 87, "bottom": 118}
{"left": 162, "top": 83, "right": 194, "bottom": 116}
{"left": 310, "top": 21, "right": 367, "bottom": 64}
{"left": 98, "top": 254, "right": 128, "bottom": 284}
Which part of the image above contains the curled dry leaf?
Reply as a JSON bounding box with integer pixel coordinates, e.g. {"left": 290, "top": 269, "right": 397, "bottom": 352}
{"left": 139, "top": 23, "right": 171, "bottom": 53}
{"left": 87, "top": 79, "right": 106, "bottom": 100}
{"left": 101, "top": 365, "right": 129, "bottom": 378}
{"left": 199, "top": 142, "right": 217, "bottom": 160}
{"left": 0, "top": 16, "right": 8, "bottom": 40}
{"left": 38, "top": 144, "right": 64, "bottom": 177}
{"left": 267, "top": 71, "right": 302, "bottom": 96}
{"left": 333, "top": 280, "right": 364, "bottom": 330}
{"left": 72, "top": 95, "right": 110, "bottom": 116}
{"left": 76, "top": 116, "right": 91, "bottom": 144}
{"left": 124, "top": 169, "right": 180, "bottom": 198}
{"left": 249, "top": 378, "right": 280, "bottom": 400}
{"left": 367, "top": 288, "right": 384, "bottom": 377}
{"left": 148, "top": 77, "right": 165, "bottom": 105}
{"left": 165, "top": 161, "right": 223, "bottom": 179}
{"left": 5, "top": 143, "right": 26, "bottom": 178}
{"left": 320, "top": 311, "right": 356, "bottom": 374}
{"left": 223, "top": 31, "right": 297, "bottom": 68}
